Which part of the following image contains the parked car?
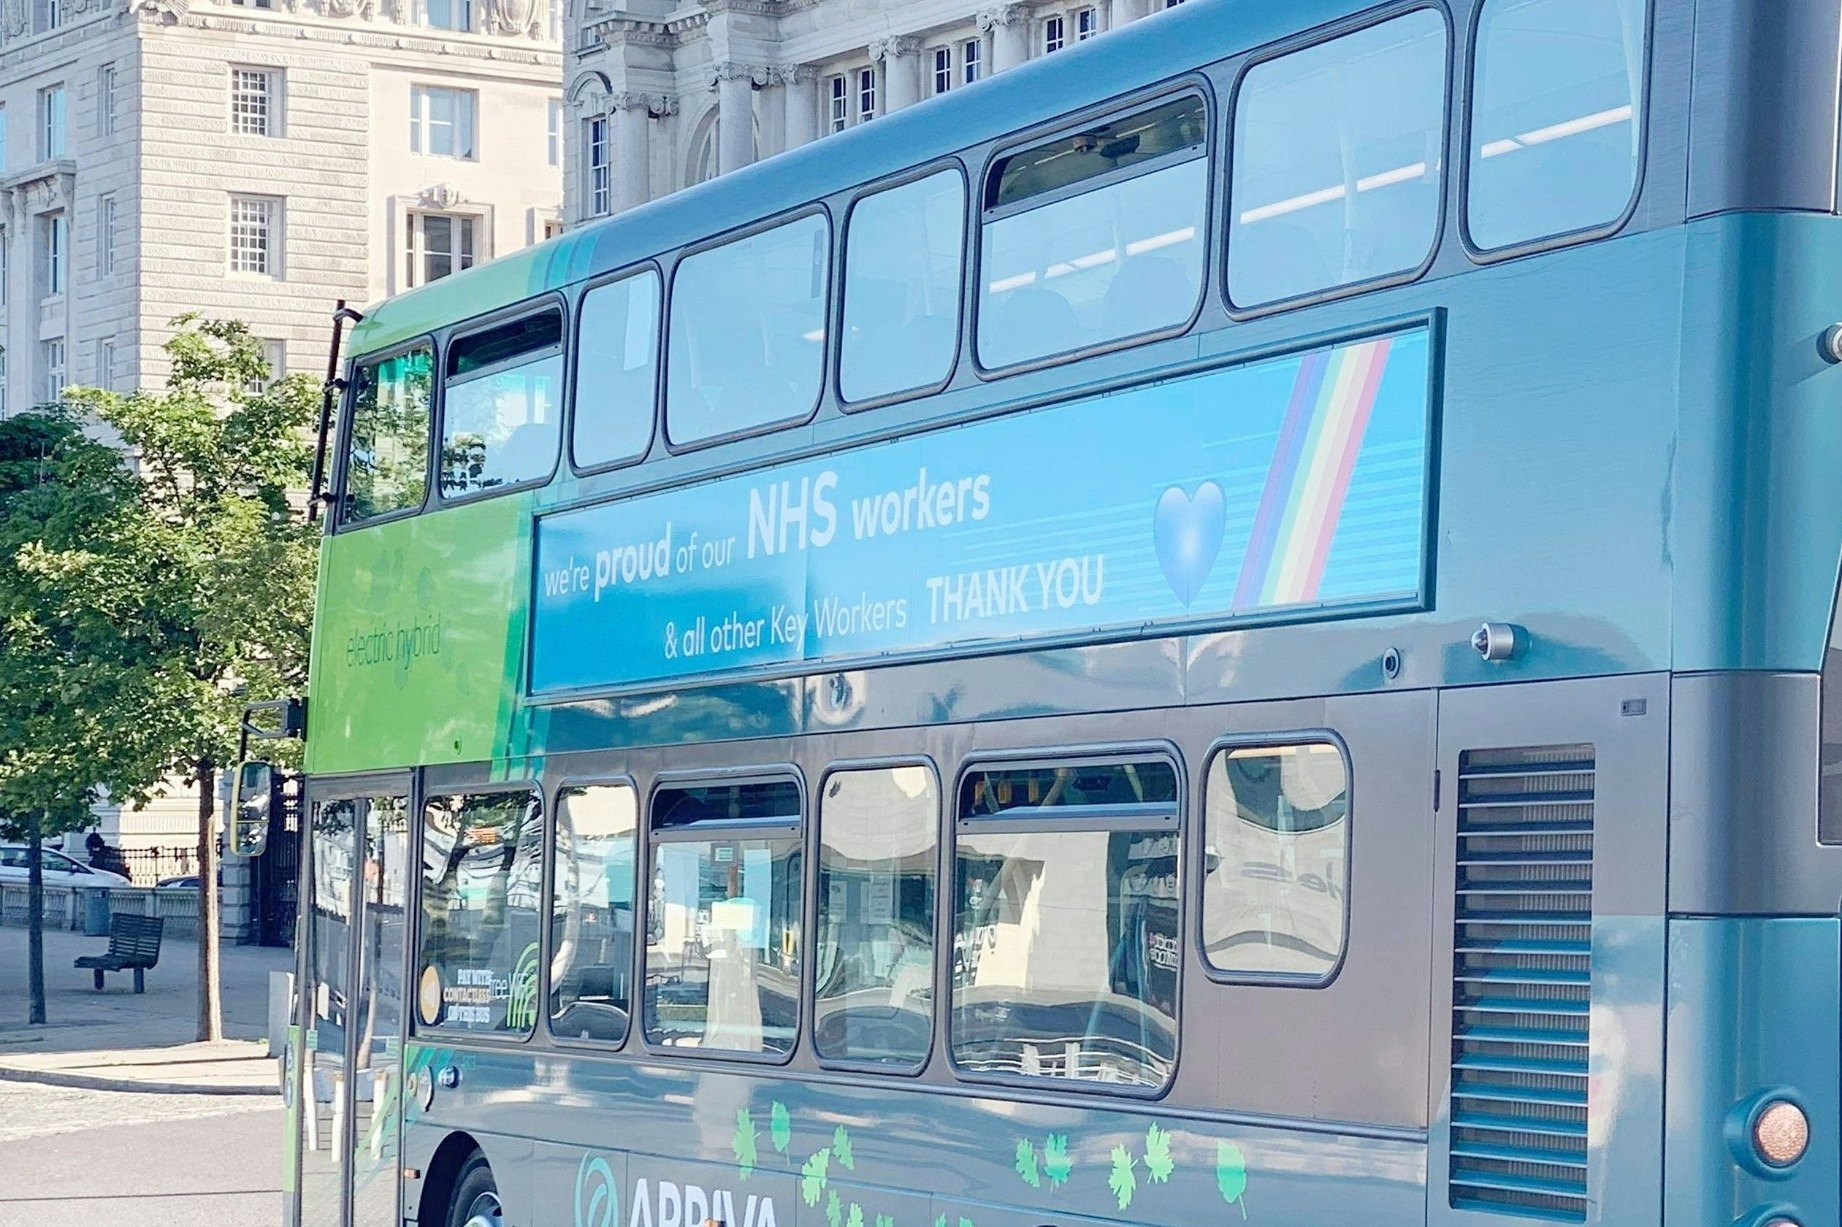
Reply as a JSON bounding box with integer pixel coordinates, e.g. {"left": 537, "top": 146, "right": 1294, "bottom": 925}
{"left": 155, "top": 875, "right": 201, "bottom": 890}
{"left": 0, "top": 844, "right": 132, "bottom": 888}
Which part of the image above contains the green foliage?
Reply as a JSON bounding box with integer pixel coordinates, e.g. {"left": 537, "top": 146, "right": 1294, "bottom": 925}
{"left": 1014, "top": 1138, "right": 1040, "bottom": 1189}
{"left": 833, "top": 1124, "right": 855, "bottom": 1170}
{"left": 1216, "top": 1141, "right": 1248, "bottom": 1218}
{"left": 1143, "top": 1122, "right": 1174, "bottom": 1184}
{"left": 1107, "top": 1145, "right": 1137, "bottom": 1211}
{"left": 800, "top": 1147, "right": 831, "bottom": 1206}
{"left": 845, "top": 1203, "right": 864, "bottom": 1227}
{"left": 875, "top": 1216, "right": 894, "bottom": 1227}
{"left": 771, "top": 1101, "right": 793, "bottom": 1153}
{"left": 732, "top": 1108, "right": 759, "bottom": 1177}
{"left": 1042, "top": 1134, "right": 1073, "bottom": 1188}
{"left": 825, "top": 1190, "right": 842, "bottom": 1227}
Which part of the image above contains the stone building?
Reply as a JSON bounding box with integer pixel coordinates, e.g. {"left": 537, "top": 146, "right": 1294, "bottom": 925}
{"left": 0, "top": 0, "right": 565, "bottom": 417}
{"left": 562, "top": 0, "right": 1185, "bottom": 222}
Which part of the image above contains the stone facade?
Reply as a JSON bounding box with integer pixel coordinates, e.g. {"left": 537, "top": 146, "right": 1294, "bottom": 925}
{"left": 562, "top": 0, "right": 1185, "bottom": 224}
{"left": 0, "top": 0, "right": 564, "bottom": 413}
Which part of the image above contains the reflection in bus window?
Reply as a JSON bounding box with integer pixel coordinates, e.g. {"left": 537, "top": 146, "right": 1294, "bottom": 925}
{"left": 1468, "top": 0, "right": 1646, "bottom": 250}
{"left": 644, "top": 781, "right": 803, "bottom": 1055}
{"left": 573, "top": 271, "right": 660, "bottom": 469}
{"left": 840, "top": 170, "right": 965, "bottom": 402}
{"left": 417, "top": 792, "right": 543, "bottom": 1035}
{"left": 978, "top": 97, "right": 1208, "bottom": 370}
{"left": 440, "top": 312, "right": 563, "bottom": 496}
{"left": 1202, "top": 743, "right": 1348, "bottom": 980}
{"left": 666, "top": 215, "right": 830, "bottom": 445}
{"left": 342, "top": 347, "right": 432, "bottom": 524}
{"left": 549, "top": 784, "right": 639, "bottom": 1043}
{"left": 300, "top": 799, "right": 356, "bottom": 1227}
{"left": 1228, "top": 10, "right": 1447, "bottom": 308}
{"left": 952, "top": 759, "right": 1179, "bottom": 1088}
{"left": 815, "top": 766, "right": 937, "bottom": 1066}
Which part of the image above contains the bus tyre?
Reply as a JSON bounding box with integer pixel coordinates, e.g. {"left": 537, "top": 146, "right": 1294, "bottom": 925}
{"left": 448, "top": 1151, "right": 503, "bottom": 1227}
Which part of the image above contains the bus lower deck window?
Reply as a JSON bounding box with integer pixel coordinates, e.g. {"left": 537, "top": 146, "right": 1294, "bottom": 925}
{"left": 550, "top": 784, "right": 640, "bottom": 1043}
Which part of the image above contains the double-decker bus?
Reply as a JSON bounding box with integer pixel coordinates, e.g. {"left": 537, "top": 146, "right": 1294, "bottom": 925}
{"left": 266, "top": 0, "right": 1842, "bottom": 1224}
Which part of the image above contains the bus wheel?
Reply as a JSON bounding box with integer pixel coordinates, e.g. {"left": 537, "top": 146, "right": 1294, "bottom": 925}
{"left": 448, "top": 1151, "right": 503, "bottom": 1227}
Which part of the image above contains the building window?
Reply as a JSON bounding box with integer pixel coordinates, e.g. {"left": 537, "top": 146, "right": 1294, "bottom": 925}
{"left": 543, "top": 216, "right": 564, "bottom": 240}
{"left": 0, "top": 105, "right": 8, "bottom": 171}
{"left": 827, "top": 75, "right": 848, "bottom": 132}
{"left": 96, "top": 337, "right": 115, "bottom": 390}
{"left": 0, "top": 233, "right": 8, "bottom": 305}
{"left": 97, "top": 194, "right": 116, "bottom": 276}
{"left": 38, "top": 85, "right": 65, "bottom": 160}
{"left": 409, "top": 85, "right": 476, "bottom": 159}
{"left": 42, "top": 212, "right": 64, "bottom": 297}
{"left": 0, "top": 348, "right": 7, "bottom": 416}
{"left": 98, "top": 64, "right": 117, "bottom": 136}
{"left": 406, "top": 212, "right": 476, "bottom": 286}
{"left": 1076, "top": 6, "right": 1098, "bottom": 39}
{"left": 546, "top": 98, "right": 562, "bottom": 167}
{"left": 35, "top": 0, "right": 59, "bottom": 34}
{"left": 1043, "top": 14, "right": 1065, "bottom": 52}
{"left": 231, "top": 67, "right": 276, "bottom": 136}
{"left": 229, "top": 195, "right": 278, "bottom": 276}
{"left": 423, "top": 0, "right": 471, "bottom": 30}
{"left": 856, "top": 66, "right": 876, "bottom": 123}
{"left": 585, "top": 116, "right": 609, "bottom": 216}
{"left": 546, "top": 0, "right": 561, "bottom": 42}
{"left": 229, "top": 0, "right": 276, "bottom": 8}
{"left": 246, "top": 339, "right": 283, "bottom": 394}
{"left": 932, "top": 46, "right": 952, "bottom": 95}
{"left": 41, "top": 338, "right": 64, "bottom": 405}
{"left": 962, "top": 39, "right": 982, "bottom": 83}
{"left": 1163, "top": 0, "right": 1183, "bottom": 7}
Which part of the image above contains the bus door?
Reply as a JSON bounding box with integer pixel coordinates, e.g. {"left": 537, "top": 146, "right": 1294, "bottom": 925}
{"left": 297, "top": 783, "right": 413, "bottom": 1227}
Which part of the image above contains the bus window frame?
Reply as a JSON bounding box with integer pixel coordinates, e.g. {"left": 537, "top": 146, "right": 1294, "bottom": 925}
{"left": 969, "top": 80, "right": 1217, "bottom": 382}
{"left": 541, "top": 774, "right": 643, "bottom": 1053}
{"left": 567, "top": 262, "right": 665, "bottom": 477}
{"left": 659, "top": 204, "right": 836, "bottom": 456}
{"left": 638, "top": 765, "right": 808, "bottom": 1067}
{"left": 1220, "top": 0, "right": 1455, "bottom": 321}
{"left": 808, "top": 755, "right": 944, "bottom": 1078}
{"left": 1457, "top": 0, "right": 1654, "bottom": 264}
{"left": 434, "top": 292, "right": 571, "bottom": 509}
{"left": 332, "top": 335, "right": 439, "bottom": 534}
{"left": 946, "top": 742, "right": 1185, "bottom": 1101}
{"left": 1193, "top": 729, "right": 1354, "bottom": 991}
{"left": 833, "top": 161, "right": 972, "bottom": 415}
{"left": 411, "top": 780, "right": 546, "bottom": 1046}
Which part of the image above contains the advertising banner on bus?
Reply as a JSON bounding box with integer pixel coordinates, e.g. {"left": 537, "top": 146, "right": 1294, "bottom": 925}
{"left": 530, "top": 326, "right": 1434, "bottom": 695}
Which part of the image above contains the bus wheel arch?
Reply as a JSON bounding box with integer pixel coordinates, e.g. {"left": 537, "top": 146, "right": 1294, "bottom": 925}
{"left": 420, "top": 1131, "right": 495, "bottom": 1227}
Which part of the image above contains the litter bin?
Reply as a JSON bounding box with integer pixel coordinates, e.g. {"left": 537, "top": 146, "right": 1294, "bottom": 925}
{"left": 84, "top": 887, "right": 111, "bottom": 936}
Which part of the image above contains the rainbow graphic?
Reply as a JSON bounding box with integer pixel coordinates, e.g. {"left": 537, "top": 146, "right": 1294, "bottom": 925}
{"left": 1233, "top": 336, "right": 1396, "bottom": 609}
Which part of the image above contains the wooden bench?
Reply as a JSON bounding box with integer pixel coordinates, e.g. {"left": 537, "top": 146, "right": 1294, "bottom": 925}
{"left": 74, "top": 914, "right": 164, "bottom": 992}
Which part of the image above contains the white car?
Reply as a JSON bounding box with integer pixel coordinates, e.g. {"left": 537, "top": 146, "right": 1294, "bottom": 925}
{"left": 0, "top": 844, "right": 133, "bottom": 888}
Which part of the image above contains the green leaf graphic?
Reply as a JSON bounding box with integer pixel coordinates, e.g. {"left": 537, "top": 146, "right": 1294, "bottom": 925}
{"left": 1014, "top": 1138, "right": 1041, "bottom": 1189}
{"left": 732, "top": 1107, "right": 759, "bottom": 1177}
{"left": 833, "top": 1124, "right": 856, "bottom": 1171}
{"left": 771, "top": 1101, "right": 793, "bottom": 1153}
{"left": 1108, "top": 1145, "right": 1138, "bottom": 1210}
{"left": 934, "top": 1217, "right": 946, "bottom": 1227}
{"left": 1144, "top": 1122, "right": 1174, "bottom": 1184}
{"left": 846, "top": 1204, "right": 865, "bottom": 1227}
{"left": 801, "top": 1148, "right": 832, "bottom": 1206}
{"left": 826, "top": 1189, "right": 843, "bottom": 1227}
{"left": 875, "top": 1216, "right": 895, "bottom": 1227}
{"left": 960, "top": 1219, "right": 975, "bottom": 1227}
{"left": 1042, "top": 1133, "right": 1073, "bottom": 1187}
{"left": 1216, "top": 1141, "right": 1248, "bottom": 1219}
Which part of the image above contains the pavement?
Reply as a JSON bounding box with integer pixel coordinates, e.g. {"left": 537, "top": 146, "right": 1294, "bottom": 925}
{"left": 0, "top": 922, "right": 293, "bottom": 1094}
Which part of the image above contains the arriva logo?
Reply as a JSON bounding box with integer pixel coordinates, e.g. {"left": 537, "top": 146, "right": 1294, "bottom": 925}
{"left": 627, "top": 1178, "right": 779, "bottom": 1227}
{"left": 574, "top": 1153, "right": 618, "bottom": 1227}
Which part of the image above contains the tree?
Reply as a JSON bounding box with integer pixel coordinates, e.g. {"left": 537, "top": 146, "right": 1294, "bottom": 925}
{"left": 0, "top": 410, "right": 155, "bottom": 1024}
{"left": 4, "top": 318, "right": 319, "bottom": 1038}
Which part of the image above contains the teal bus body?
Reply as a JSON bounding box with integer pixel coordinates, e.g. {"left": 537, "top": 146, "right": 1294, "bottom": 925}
{"left": 286, "top": 2, "right": 1842, "bottom": 1227}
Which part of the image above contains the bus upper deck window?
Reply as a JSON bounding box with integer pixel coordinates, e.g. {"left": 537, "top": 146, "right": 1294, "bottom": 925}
{"left": 643, "top": 778, "right": 804, "bottom": 1056}
{"left": 666, "top": 214, "right": 830, "bottom": 446}
{"left": 440, "top": 310, "right": 564, "bottom": 498}
{"left": 839, "top": 169, "right": 965, "bottom": 403}
{"left": 342, "top": 345, "right": 432, "bottom": 525}
{"left": 977, "top": 96, "right": 1208, "bottom": 371}
{"left": 573, "top": 270, "right": 660, "bottom": 469}
{"left": 1467, "top": 0, "right": 1647, "bottom": 251}
{"left": 1227, "top": 10, "right": 1447, "bottom": 309}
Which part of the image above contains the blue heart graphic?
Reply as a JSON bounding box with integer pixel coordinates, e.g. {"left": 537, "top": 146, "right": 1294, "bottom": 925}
{"left": 1154, "top": 481, "right": 1226, "bottom": 607}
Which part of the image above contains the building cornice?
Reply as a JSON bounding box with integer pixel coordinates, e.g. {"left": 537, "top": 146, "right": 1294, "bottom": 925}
{"left": 136, "top": 6, "right": 563, "bottom": 64}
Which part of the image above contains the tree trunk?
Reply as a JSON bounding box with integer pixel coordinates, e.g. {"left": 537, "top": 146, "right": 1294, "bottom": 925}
{"left": 196, "top": 756, "right": 222, "bottom": 1042}
{"left": 26, "top": 815, "right": 45, "bottom": 1026}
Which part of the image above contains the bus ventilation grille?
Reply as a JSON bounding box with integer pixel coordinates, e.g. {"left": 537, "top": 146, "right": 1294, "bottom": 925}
{"left": 1447, "top": 744, "right": 1594, "bottom": 1222}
